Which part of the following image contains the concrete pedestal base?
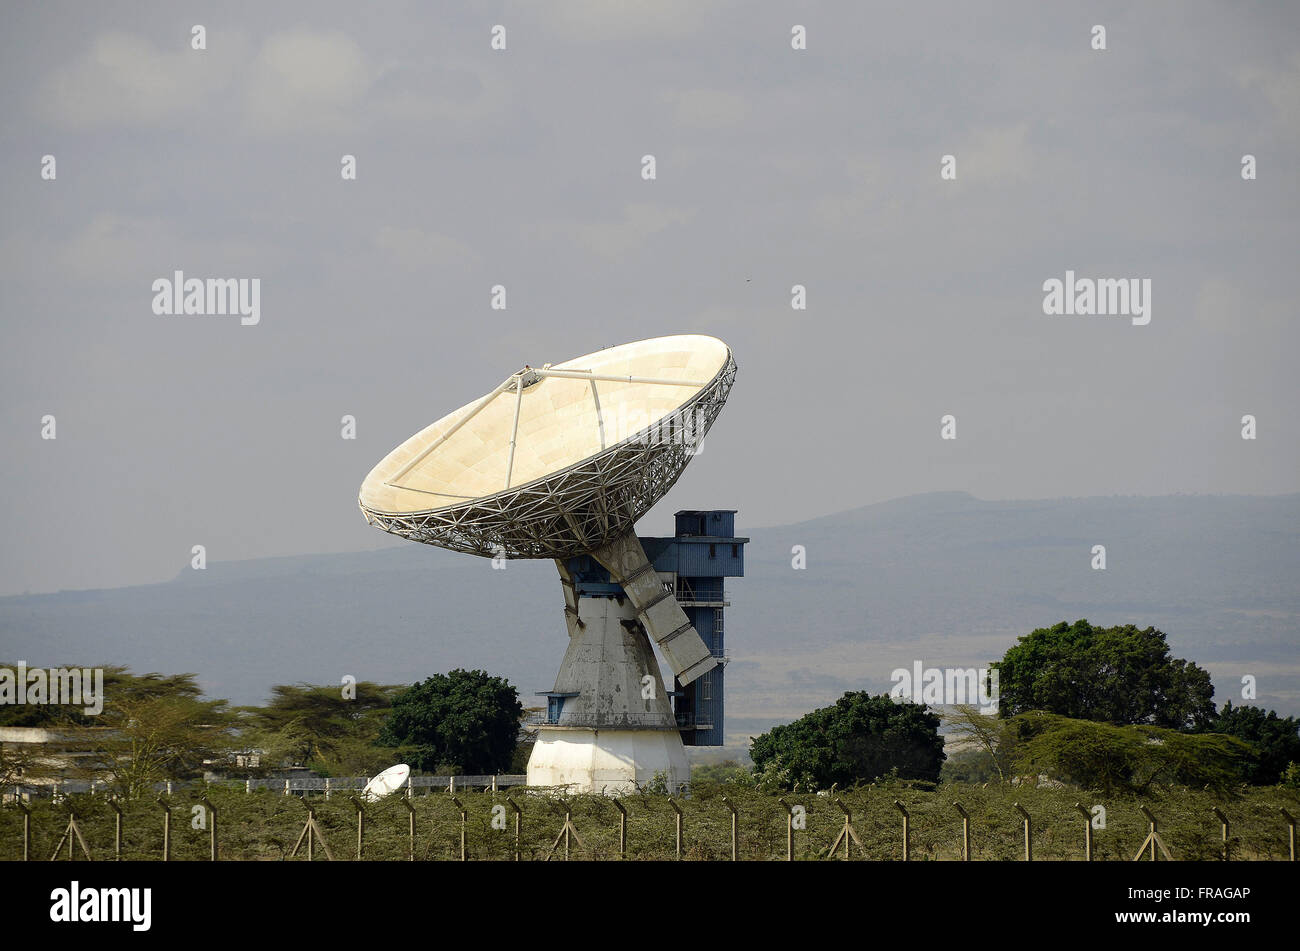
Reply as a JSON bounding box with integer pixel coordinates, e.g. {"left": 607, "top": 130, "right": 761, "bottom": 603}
{"left": 527, "top": 726, "right": 689, "bottom": 794}
{"left": 526, "top": 570, "right": 690, "bottom": 794}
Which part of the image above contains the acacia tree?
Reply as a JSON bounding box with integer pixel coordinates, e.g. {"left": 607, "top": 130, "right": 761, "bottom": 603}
{"left": 239, "top": 681, "right": 403, "bottom": 776}
{"left": 58, "top": 671, "right": 236, "bottom": 797}
{"left": 1011, "top": 711, "right": 1251, "bottom": 794}
{"left": 92, "top": 693, "right": 234, "bottom": 797}
{"left": 750, "top": 692, "right": 945, "bottom": 790}
{"left": 1196, "top": 702, "right": 1300, "bottom": 785}
{"left": 0, "top": 667, "right": 233, "bottom": 797}
{"left": 940, "top": 704, "right": 1018, "bottom": 782}
{"left": 0, "top": 738, "right": 57, "bottom": 788}
{"left": 377, "top": 669, "right": 523, "bottom": 774}
{"left": 0, "top": 665, "right": 199, "bottom": 728}
{"left": 993, "top": 620, "right": 1215, "bottom": 729}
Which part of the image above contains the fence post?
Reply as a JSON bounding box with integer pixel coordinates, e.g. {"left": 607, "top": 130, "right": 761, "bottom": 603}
{"left": 156, "top": 798, "right": 172, "bottom": 862}
{"left": 827, "top": 798, "right": 864, "bottom": 860}
{"left": 722, "top": 797, "right": 738, "bottom": 861}
{"left": 1013, "top": 802, "right": 1031, "bottom": 861}
{"left": 288, "top": 799, "right": 336, "bottom": 861}
{"left": 543, "top": 799, "right": 588, "bottom": 862}
{"left": 16, "top": 799, "right": 30, "bottom": 862}
{"left": 1281, "top": 808, "right": 1295, "bottom": 862}
{"left": 1212, "top": 808, "right": 1229, "bottom": 862}
{"left": 777, "top": 798, "right": 796, "bottom": 860}
{"left": 669, "top": 798, "right": 683, "bottom": 860}
{"left": 51, "top": 807, "right": 93, "bottom": 861}
{"left": 1134, "top": 805, "right": 1173, "bottom": 862}
{"left": 452, "top": 796, "right": 467, "bottom": 861}
{"left": 1074, "top": 803, "right": 1092, "bottom": 862}
{"left": 324, "top": 778, "right": 331, "bottom": 801}
{"left": 1145, "top": 806, "right": 1156, "bottom": 862}
{"left": 953, "top": 802, "right": 970, "bottom": 861}
{"left": 350, "top": 796, "right": 365, "bottom": 860}
{"left": 507, "top": 798, "right": 522, "bottom": 861}
{"left": 893, "top": 800, "right": 910, "bottom": 862}
{"left": 245, "top": 779, "right": 251, "bottom": 794}
{"left": 283, "top": 779, "right": 290, "bottom": 796}
{"left": 402, "top": 797, "right": 415, "bottom": 861}
{"left": 565, "top": 801, "right": 573, "bottom": 861}
{"left": 612, "top": 798, "right": 628, "bottom": 859}
{"left": 200, "top": 796, "right": 217, "bottom": 861}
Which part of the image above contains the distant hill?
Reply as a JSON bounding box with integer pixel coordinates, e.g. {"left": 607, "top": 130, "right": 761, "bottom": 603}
{"left": 2, "top": 492, "right": 1297, "bottom": 748}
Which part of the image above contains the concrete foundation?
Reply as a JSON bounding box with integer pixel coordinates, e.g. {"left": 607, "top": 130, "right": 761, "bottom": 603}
{"left": 527, "top": 727, "right": 689, "bottom": 794}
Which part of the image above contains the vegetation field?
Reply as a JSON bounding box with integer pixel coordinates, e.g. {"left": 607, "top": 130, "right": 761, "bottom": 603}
{"left": 4, "top": 780, "right": 1297, "bottom": 862}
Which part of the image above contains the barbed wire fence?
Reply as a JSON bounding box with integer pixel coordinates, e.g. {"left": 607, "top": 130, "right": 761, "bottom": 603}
{"left": 2, "top": 782, "right": 1297, "bottom": 861}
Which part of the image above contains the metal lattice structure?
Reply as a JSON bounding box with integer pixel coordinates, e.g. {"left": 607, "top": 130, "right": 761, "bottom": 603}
{"left": 359, "top": 353, "right": 737, "bottom": 559}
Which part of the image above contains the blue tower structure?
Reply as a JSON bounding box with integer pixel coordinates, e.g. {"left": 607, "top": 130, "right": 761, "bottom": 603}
{"left": 556, "top": 509, "right": 745, "bottom": 747}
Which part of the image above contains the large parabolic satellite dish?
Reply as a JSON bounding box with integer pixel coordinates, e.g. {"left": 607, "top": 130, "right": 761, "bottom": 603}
{"left": 359, "top": 334, "right": 737, "bottom": 687}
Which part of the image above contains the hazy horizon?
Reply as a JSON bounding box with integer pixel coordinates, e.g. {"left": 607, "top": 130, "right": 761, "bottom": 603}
{"left": 4, "top": 488, "right": 1297, "bottom": 597}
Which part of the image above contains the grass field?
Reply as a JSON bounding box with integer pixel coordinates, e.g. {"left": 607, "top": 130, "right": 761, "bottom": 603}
{"left": 4, "top": 780, "right": 1298, "bottom": 861}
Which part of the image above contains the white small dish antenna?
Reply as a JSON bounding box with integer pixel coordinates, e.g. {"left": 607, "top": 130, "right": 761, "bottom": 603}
{"left": 361, "top": 763, "right": 410, "bottom": 802}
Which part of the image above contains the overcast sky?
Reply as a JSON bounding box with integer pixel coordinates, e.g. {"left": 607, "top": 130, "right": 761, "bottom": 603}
{"left": 2, "top": 1, "right": 1298, "bottom": 595}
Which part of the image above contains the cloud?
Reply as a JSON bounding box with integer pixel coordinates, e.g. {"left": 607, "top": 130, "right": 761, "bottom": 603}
{"left": 955, "top": 123, "right": 1033, "bottom": 185}
{"left": 369, "top": 60, "right": 510, "bottom": 126}
{"left": 371, "top": 226, "right": 481, "bottom": 273}
{"left": 514, "top": 0, "right": 728, "bottom": 41}
{"left": 566, "top": 203, "right": 696, "bottom": 258}
{"left": 0, "top": 214, "right": 275, "bottom": 285}
{"left": 1194, "top": 277, "right": 1287, "bottom": 337}
{"left": 1237, "top": 51, "right": 1300, "bottom": 134}
{"left": 33, "top": 28, "right": 500, "bottom": 137}
{"left": 813, "top": 157, "right": 889, "bottom": 230}
{"left": 664, "top": 88, "right": 749, "bottom": 128}
{"left": 37, "top": 31, "right": 238, "bottom": 127}
{"left": 57, "top": 214, "right": 175, "bottom": 282}
{"left": 244, "top": 31, "right": 371, "bottom": 133}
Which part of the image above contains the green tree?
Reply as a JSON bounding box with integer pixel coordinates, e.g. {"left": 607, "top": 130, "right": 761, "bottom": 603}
{"left": 993, "top": 620, "right": 1215, "bottom": 729}
{"left": 1011, "top": 711, "right": 1251, "bottom": 795}
{"left": 239, "top": 681, "right": 403, "bottom": 776}
{"left": 0, "top": 667, "right": 234, "bottom": 797}
{"left": 0, "top": 664, "right": 201, "bottom": 727}
{"left": 1196, "top": 702, "right": 1300, "bottom": 786}
{"left": 72, "top": 671, "right": 234, "bottom": 797}
{"left": 91, "top": 691, "right": 234, "bottom": 798}
{"left": 749, "top": 692, "right": 945, "bottom": 790}
{"left": 690, "top": 759, "right": 752, "bottom": 787}
{"left": 377, "top": 669, "right": 523, "bottom": 774}
{"left": 940, "top": 704, "right": 1019, "bottom": 783}
{"left": 0, "top": 735, "right": 57, "bottom": 787}
{"left": 940, "top": 748, "right": 1002, "bottom": 784}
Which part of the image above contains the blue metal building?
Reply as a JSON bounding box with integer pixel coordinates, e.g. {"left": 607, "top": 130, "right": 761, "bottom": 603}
{"left": 557, "top": 509, "right": 746, "bottom": 746}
